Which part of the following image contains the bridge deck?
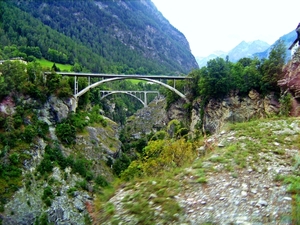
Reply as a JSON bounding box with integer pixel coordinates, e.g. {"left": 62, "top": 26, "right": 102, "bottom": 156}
{"left": 45, "top": 72, "right": 191, "bottom": 80}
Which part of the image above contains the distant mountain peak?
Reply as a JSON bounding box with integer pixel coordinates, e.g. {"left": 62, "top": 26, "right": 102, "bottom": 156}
{"left": 195, "top": 40, "right": 270, "bottom": 67}
{"left": 227, "top": 40, "right": 270, "bottom": 62}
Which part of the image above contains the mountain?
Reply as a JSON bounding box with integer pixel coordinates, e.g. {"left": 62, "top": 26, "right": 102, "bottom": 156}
{"left": 196, "top": 51, "right": 226, "bottom": 68}
{"left": 0, "top": 0, "right": 198, "bottom": 74}
{"left": 254, "top": 30, "right": 297, "bottom": 62}
{"left": 196, "top": 40, "right": 270, "bottom": 68}
{"left": 227, "top": 40, "right": 270, "bottom": 62}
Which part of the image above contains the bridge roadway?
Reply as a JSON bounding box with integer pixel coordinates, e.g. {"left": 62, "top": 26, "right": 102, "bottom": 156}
{"left": 49, "top": 72, "right": 190, "bottom": 80}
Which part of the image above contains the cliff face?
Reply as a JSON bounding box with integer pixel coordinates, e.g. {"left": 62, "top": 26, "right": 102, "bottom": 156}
{"left": 94, "top": 0, "right": 198, "bottom": 73}
{"left": 8, "top": 0, "right": 198, "bottom": 74}
{"left": 0, "top": 95, "right": 121, "bottom": 224}
{"left": 190, "top": 90, "right": 280, "bottom": 135}
{"left": 278, "top": 48, "right": 300, "bottom": 116}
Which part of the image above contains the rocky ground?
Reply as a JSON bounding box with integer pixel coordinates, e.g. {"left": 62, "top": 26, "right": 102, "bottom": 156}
{"left": 102, "top": 118, "right": 300, "bottom": 225}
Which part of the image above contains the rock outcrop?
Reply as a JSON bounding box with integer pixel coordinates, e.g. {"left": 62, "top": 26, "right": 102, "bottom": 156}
{"left": 190, "top": 90, "right": 280, "bottom": 135}
{"left": 1, "top": 94, "right": 120, "bottom": 224}
{"left": 125, "top": 96, "right": 168, "bottom": 139}
{"left": 278, "top": 48, "right": 300, "bottom": 116}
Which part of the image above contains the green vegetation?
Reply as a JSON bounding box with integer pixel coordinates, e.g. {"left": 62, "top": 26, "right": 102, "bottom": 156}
{"left": 42, "top": 186, "right": 54, "bottom": 207}
{"left": 36, "top": 58, "right": 72, "bottom": 72}
{"left": 0, "top": 1, "right": 298, "bottom": 224}
{"left": 95, "top": 117, "right": 300, "bottom": 223}
{"left": 161, "top": 40, "right": 288, "bottom": 135}
{"left": 0, "top": 0, "right": 195, "bottom": 74}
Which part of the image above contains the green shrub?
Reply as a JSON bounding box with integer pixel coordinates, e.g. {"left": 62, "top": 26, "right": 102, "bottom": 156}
{"left": 67, "top": 187, "right": 77, "bottom": 197}
{"left": 36, "top": 120, "right": 49, "bottom": 138}
{"left": 112, "top": 154, "right": 131, "bottom": 177}
{"left": 95, "top": 175, "right": 109, "bottom": 187}
{"left": 42, "top": 186, "right": 54, "bottom": 206}
{"left": 76, "top": 180, "right": 88, "bottom": 191}
{"left": 23, "top": 125, "right": 37, "bottom": 143}
{"left": 37, "top": 156, "right": 53, "bottom": 175}
{"left": 279, "top": 93, "right": 292, "bottom": 116}
{"left": 73, "top": 158, "right": 88, "bottom": 177}
{"left": 34, "top": 212, "right": 49, "bottom": 225}
{"left": 55, "top": 122, "right": 76, "bottom": 145}
{"left": 42, "top": 186, "right": 54, "bottom": 200}
{"left": 9, "top": 153, "right": 19, "bottom": 165}
{"left": 150, "top": 131, "right": 167, "bottom": 141}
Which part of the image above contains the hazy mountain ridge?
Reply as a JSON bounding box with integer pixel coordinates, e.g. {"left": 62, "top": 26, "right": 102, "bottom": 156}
{"left": 227, "top": 40, "right": 270, "bottom": 62}
{"left": 254, "top": 30, "right": 297, "bottom": 61}
{"left": 196, "top": 40, "right": 270, "bottom": 68}
{"left": 196, "top": 30, "right": 298, "bottom": 68}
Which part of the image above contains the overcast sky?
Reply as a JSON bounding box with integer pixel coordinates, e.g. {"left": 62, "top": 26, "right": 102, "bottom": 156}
{"left": 151, "top": 0, "right": 300, "bottom": 57}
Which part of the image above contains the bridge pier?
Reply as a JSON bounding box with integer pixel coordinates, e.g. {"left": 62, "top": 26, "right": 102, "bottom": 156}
{"left": 144, "top": 92, "right": 147, "bottom": 107}
{"left": 70, "top": 96, "right": 78, "bottom": 112}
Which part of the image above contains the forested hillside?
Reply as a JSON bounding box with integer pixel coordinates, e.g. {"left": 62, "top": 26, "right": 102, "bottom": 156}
{"left": 0, "top": 0, "right": 198, "bottom": 74}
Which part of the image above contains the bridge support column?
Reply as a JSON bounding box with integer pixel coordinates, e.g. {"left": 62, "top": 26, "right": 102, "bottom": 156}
{"left": 70, "top": 96, "right": 78, "bottom": 112}
{"left": 144, "top": 92, "right": 147, "bottom": 107}
{"left": 74, "top": 76, "right": 78, "bottom": 95}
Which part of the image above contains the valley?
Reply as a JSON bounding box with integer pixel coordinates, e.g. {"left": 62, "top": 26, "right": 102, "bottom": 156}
{"left": 0, "top": 1, "right": 300, "bottom": 224}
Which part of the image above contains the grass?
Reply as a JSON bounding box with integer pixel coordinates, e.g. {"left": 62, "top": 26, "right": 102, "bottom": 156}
{"left": 122, "top": 178, "right": 182, "bottom": 223}
{"left": 127, "top": 79, "right": 148, "bottom": 84}
{"left": 93, "top": 117, "right": 300, "bottom": 224}
{"left": 95, "top": 175, "right": 184, "bottom": 224}
{"left": 36, "top": 58, "right": 72, "bottom": 71}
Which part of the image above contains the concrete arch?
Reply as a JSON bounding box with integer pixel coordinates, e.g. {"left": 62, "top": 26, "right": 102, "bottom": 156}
{"left": 75, "top": 77, "right": 187, "bottom": 100}
{"left": 101, "top": 91, "right": 145, "bottom": 107}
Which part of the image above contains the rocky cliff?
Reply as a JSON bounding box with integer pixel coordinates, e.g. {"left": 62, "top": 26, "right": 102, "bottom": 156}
{"left": 278, "top": 48, "right": 300, "bottom": 116}
{"left": 190, "top": 90, "right": 280, "bottom": 135}
{"left": 0, "top": 95, "right": 121, "bottom": 224}
{"left": 125, "top": 88, "right": 282, "bottom": 141}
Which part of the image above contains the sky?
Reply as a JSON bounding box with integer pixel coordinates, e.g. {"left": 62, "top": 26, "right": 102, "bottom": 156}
{"left": 151, "top": 0, "right": 300, "bottom": 57}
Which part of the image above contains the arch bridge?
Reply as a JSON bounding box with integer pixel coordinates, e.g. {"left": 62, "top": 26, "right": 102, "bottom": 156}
{"left": 45, "top": 72, "right": 191, "bottom": 111}
{"left": 99, "top": 90, "right": 160, "bottom": 107}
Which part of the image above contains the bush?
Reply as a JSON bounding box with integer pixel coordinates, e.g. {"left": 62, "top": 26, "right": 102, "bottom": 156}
{"left": 95, "top": 175, "right": 109, "bottom": 187}
{"left": 279, "top": 93, "right": 292, "bottom": 116}
{"left": 73, "top": 158, "right": 88, "bottom": 177}
{"left": 42, "top": 186, "right": 54, "bottom": 206}
{"left": 23, "top": 125, "right": 37, "bottom": 143}
{"left": 37, "top": 157, "right": 53, "bottom": 175}
{"left": 112, "top": 154, "right": 131, "bottom": 177}
{"left": 36, "top": 120, "right": 49, "bottom": 138}
{"left": 34, "top": 212, "right": 49, "bottom": 225}
{"left": 121, "top": 138, "right": 197, "bottom": 180}
{"left": 67, "top": 187, "right": 77, "bottom": 197}
{"left": 9, "top": 153, "right": 19, "bottom": 165}
{"left": 68, "top": 112, "right": 88, "bottom": 132}
{"left": 55, "top": 122, "right": 76, "bottom": 145}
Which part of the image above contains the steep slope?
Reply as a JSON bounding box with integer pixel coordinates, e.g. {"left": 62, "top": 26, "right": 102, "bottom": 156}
{"left": 6, "top": 0, "right": 198, "bottom": 74}
{"left": 96, "top": 117, "right": 300, "bottom": 224}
